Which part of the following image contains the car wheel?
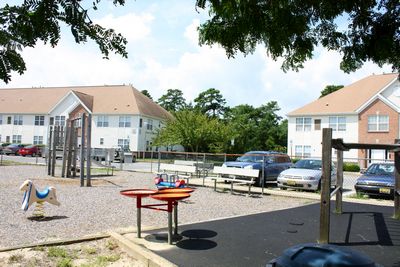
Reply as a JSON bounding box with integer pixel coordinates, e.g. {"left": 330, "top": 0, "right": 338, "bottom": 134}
{"left": 32, "top": 153, "right": 36, "bottom": 157}
{"left": 280, "top": 186, "right": 287, "bottom": 190}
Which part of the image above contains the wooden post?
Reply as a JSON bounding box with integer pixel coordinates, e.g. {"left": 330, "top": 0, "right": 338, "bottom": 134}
{"left": 335, "top": 149, "right": 343, "bottom": 214}
{"left": 394, "top": 151, "right": 400, "bottom": 219}
{"left": 61, "top": 123, "right": 70, "bottom": 178}
{"left": 72, "top": 128, "right": 78, "bottom": 177}
{"left": 319, "top": 128, "right": 332, "bottom": 244}
{"left": 47, "top": 126, "right": 53, "bottom": 175}
{"left": 86, "top": 113, "right": 92, "bottom": 187}
{"left": 80, "top": 113, "right": 86, "bottom": 187}
{"left": 51, "top": 126, "right": 58, "bottom": 176}
{"left": 66, "top": 123, "right": 74, "bottom": 178}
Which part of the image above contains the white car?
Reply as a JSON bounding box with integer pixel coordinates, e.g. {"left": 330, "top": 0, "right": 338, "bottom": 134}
{"left": 277, "top": 158, "right": 336, "bottom": 191}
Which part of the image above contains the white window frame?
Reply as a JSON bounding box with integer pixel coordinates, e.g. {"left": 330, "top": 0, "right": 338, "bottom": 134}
{"left": 34, "top": 115, "right": 45, "bottom": 126}
{"left": 97, "top": 116, "right": 109, "bottom": 127}
{"left": 13, "top": 115, "right": 23, "bottom": 125}
{"left": 119, "top": 116, "right": 131, "bottom": 128}
{"left": 117, "top": 139, "right": 130, "bottom": 150}
{"left": 368, "top": 114, "right": 389, "bottom": 132}
{"left": 146, "top": 119, "right": 153, "bottom": 130}
{"left": 100, "top": 138, "right": 104, "bottom": 145}
{"left": 12, "top": 135, "right": 22, "bottom": 143}
{"left": 33, "top": 136, "right": 43, "bottom": 145}
{"left": 329, "top": 116, "right": 346, "bottom": 131}
{"left": 294, "top": 145, "right": 311, "bottom": 158}
{"left": 295, "top": 117, "right": 311, "bottom": 131}
{"left": 0, "top": 115, "right": 2, "bottom": 125}
{"left": 55, "top": 115, "right": 65, "bottom": 126}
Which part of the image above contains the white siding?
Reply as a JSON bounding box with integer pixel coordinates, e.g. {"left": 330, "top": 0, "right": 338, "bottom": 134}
{"left": 381, "top": 79, "right": 400, "bottom": 107}
{"left": 287, "top": 115, "right": 359, "bottom": 160}
{"left": 0, "top": 114, "right": 48, "bottom": 144}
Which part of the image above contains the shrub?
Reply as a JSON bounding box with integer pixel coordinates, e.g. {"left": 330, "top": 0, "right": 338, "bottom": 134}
{"left": 343, "top": 162, "right": 360, "bottom": 172}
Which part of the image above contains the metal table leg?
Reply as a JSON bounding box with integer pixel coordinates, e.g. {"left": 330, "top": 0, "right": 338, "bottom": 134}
{"left": 137, "top": 197, "right": 142, "bottom": 238}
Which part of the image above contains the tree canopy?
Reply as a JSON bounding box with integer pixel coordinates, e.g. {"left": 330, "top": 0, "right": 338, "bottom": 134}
{"left": 320, "top": 85, "right": 344, "bottom": 98}
{"left": 196, "top": 0, "right": 400, "bottom": 73}
{"left": 194, "top": 88, "right": 227, "bottom": 117}
{"left": 157, "top": 89, "right": 187, "bottom": 112}
{"left": 0, "top": 0, "right": 127, "bottom": 83}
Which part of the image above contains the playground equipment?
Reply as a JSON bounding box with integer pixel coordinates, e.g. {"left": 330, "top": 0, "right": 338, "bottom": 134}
{"left": 154, "top": 173, "right": 186, "bottom": 189}
{"left": 20, "top": 180, "right": 60, "bottom": 217}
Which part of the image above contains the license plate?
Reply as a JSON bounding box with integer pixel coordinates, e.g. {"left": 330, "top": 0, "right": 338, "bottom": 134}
{"left": 287, "top": 180, "right": 296, "bottom": 186}
{"left": 379, "top": 188, "right": 391, "bottom": 194}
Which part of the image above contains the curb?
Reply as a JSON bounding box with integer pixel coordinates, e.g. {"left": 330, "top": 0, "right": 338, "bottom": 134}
{"left": 109, "top": 231, "right": 178, "bottom": 267}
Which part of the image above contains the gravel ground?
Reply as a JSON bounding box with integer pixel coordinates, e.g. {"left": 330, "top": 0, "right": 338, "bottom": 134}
{"left": 0, "top": 165, "right": 313, "bottom": 248}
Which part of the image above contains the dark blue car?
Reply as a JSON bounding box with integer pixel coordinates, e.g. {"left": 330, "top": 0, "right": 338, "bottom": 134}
{"left": 222, "top": 151, "right": 292, "bottom": 186}
{"left": 354, "top": 163, "right": 395, "bottom": 198}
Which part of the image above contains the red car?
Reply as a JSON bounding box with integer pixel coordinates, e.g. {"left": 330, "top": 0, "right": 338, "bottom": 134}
{"left": 18, "top": 145, "right": 42, "bottom": 157}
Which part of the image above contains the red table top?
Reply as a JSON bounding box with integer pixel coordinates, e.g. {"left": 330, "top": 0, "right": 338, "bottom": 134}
{"left": 157, "top": 188, "right": 195, "bottom": 194}
{"left": 120, "top": 189, "right": 157, "bottom": 198}
{"left": 151, "top": 193, "right": 190, "bottom": 202}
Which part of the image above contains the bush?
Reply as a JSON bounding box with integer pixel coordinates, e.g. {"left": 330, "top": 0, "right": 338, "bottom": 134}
{"left": 343, "top": 162, "right": 360, "bottom": 172}
{"left": 291, "top": 158, "right": 300, "bottom": 164}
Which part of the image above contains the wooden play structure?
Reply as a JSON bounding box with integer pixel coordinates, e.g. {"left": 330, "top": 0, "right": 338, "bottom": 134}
{"left": 20, "top": 180, "right": 60, "bottom": 217}
{"left": 47, "top": 113, "right": 93, "bottom": 186}
{"left": 319, "top": 128, "right": 400, "bottom": 243}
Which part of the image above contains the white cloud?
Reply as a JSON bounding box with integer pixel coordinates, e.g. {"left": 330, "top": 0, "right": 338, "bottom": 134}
{"left": 95, "top": 12, "right": 154, "bottom": 42}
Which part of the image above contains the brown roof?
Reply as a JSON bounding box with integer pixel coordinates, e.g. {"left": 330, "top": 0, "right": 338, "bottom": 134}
{"left": 287, "top": 73, "right": 398, "bottom": 116}
{"left": 0, "top": 85, "right": 172, "bottom": 119}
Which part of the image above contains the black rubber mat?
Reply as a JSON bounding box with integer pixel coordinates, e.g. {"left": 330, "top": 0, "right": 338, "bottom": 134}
{"left": 148, "top": 202, "right": 400, "bottom": 267}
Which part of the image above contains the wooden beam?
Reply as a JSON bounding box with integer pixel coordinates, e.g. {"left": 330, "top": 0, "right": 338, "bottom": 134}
{"left": 335, "top": 149, "right": 343, "bottom": 214}
{"left": 61, "top": 123, "right": 70, "bottom": 178}
{"left": 80, "top": 113, "right": 86, "bottom": 187}
{"left": 47, "top": 126, "right": 53, "bottom": 176}
{"left": 319, "top": 128, "right": 332, "bottom": 244}
{"left": 86, "top": 113, "right": 92, "bottom": 187}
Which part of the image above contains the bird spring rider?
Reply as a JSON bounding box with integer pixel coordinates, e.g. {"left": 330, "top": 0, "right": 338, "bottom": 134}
{"left": 20, "top": 180, "right": 60, "bottom": 217}
{"left": 154, "top": 173, "right": 186, "bottom": 189}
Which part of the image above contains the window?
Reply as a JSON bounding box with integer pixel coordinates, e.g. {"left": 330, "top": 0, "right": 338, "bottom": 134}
{"left": 13, "top": 115, "right": 23, "bottom": 125}
{"left": 139, "top": 118, "right": 143, "bottom": 128}
{"left": 329, "top": 116, "right": 346, "bottom": 131}
{"left": 0, "top": 134, "right": 1, "bottom": 142}
{"left": 34, "top": 115, "right": 45, "bottom": 126}
{"left": 118, "top": 139, "right": 130, "bottom": 150}
{"left": 97, "top": 116, "right": 109, "bottom": 127}
{"left": 0, "top": 115, "right": 2, "bottom": 125}
{"left": 6, "top": 136, "right": 10, "bottom": 143}
{"left": 12, "top": 135, "right": 22, "bottom": 143}
{"left": 7, "top": 116, "right": 11, "bottom": 124}
{"left": 33, "top": 136, "right": 43, "bottom": 145}
{"left": 54, "top": 116, "right": 65, "bottom": 126}
{"left": 368, "top": 115, "right": 389, "bottom": 132}
{"left": 146, "top": 119, "right": 153, "bottom": 130}
{"left": 295, "top": 145, "right": 311, "bottom": 158}
{"left": 314, "top": 119, "right": 321, "bottom": 130}
{"left": 100, "top": 138, "right": 104, "bottom": 145}
{"left": 119, "top": 116, "right": 131, "bottom": 127}
{"left": 295, "top": 117, "right": 311, "bottom": 131}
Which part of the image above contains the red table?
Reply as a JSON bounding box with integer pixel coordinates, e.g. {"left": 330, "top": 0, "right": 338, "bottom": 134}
{"left": 120, "top": 189, "right": 191, "bottom": 244}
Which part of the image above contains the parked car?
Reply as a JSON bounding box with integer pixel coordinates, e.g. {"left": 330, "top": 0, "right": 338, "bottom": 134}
{"left": 3, "top": 144, "right": 25, "bottom": 155}
{"left": 222, "top": 151, "right": 292, "bottom": 186}
{"left": 277, "top": 158, "right": 337, "bottom": 191}
{"left": 354, "top": 163, "right": 395, "bottom": 198}
{"left": 18, "top": 145, "right": 42, "bottom": 157}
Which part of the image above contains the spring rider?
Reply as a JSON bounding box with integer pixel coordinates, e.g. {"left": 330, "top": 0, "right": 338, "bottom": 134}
{"left": 20, "top": 180, "right": 60, "bottom": 217}
{"left": 154, "top": 173, "right": 186, "bottom": 189}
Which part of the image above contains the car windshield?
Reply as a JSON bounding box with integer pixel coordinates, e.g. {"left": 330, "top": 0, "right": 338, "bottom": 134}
{"left": 236, "top": 154, "right": 267, "bottom": 163}
{"left": 365, "top": 164, "right": 394, "bottom": 175}
{"left": 25, "top": 145, "right": 35, "bottom": 149}
{"left": 294, "top": 159, "right": 322, "bottom": 170}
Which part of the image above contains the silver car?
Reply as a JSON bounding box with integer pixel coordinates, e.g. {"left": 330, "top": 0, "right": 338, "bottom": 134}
{"left": 277, "top": 158, "right": 336, "bottom": 191}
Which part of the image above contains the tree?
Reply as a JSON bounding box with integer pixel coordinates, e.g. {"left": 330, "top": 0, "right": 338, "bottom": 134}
{"left": 194, "top": 88, "right": 227, "bottom": 117}
{"left": 320, "top": 85, "right": 344, "bottom": 98}
{"left": 157, "top": 89, "right": 187, "bottom": 112}
{"left": 141, "top": 90, "right": 153, "bottom": 100}
{"left": 196, "top": 0, "right": 400, "bottom": 73}
{"left": 153, "top": 110, "right": 232, "bottom": 152}
{"left": 0, "top": 0, "right": 128, "bottom": 83}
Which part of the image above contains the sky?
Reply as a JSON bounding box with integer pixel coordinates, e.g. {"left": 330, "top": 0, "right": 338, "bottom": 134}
{"left": 2, "top": 1, "right": 394, "bottom": 117}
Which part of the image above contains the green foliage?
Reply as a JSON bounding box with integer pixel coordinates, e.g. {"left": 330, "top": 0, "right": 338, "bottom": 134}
{"left": 154, "top": 110, "right": 233, "bottom": 152}
{"left": 48, "top": 247, "right": 69, "bottom": 258}
{"left": 226, "top": 101, "right": 286, "bottom": 153}
{"left": 56, "top": 258, "right": 72, "bottom": 267}
{"left": 141, "top": 90, "right": 153, "bottom": 100}
{"left": 0, "top": 0, "right": 127, "bottom": 83}
{"left": 157, "top": 89, "right": 187, "bottom": 112}
{"left": 194, "top": 88, "right": 227, "bottom": 118}
{"left": 320, "top": 85, "right": 344, "bottom": 98}
{"left": 8, "top": 254, "right": 23, "bottom": 263}
{"left": 196, "top": 0, "right": 400, "bottom": 73}
{"left": 343, "top": 162, "right": 360, "bottom": 172}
